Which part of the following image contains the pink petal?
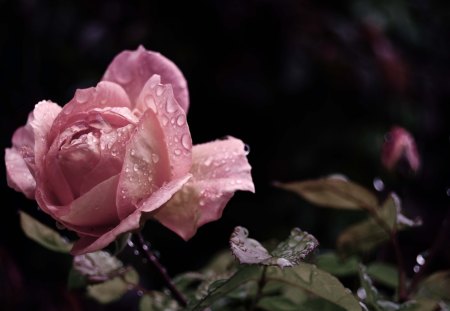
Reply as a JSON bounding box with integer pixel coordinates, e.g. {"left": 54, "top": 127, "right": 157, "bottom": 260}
{"left": 5, "top": 148, "right": 36, "bottom": 199}
{"left": 71, "top": 174, "right": 191, "bottom": 255}
{"left": 382, "top": 126, "right": 420, "bottom": 173}
{"left": 60, "top": 175, "right": 120, "bottom": 235}
{"left": 49, "top": 81, "right": 131, "bottom": 142}
{"left": 135, "top": 74, "right": 192, "bottom": 178}
{"left": 116, "top": 95, "right": 192, "bottom": 219}
{"left": 154, "top": 137, "right": 255, "bottom": 240}
{"left": 29, "top": 101, "right": 62, "bottom": 169}
{"left": 102, "top": 46, "right": 189, "bottom": 113}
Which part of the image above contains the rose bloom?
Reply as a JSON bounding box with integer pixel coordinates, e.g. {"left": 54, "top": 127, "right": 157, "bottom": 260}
{"left": 5, "top": 46, "right": 254, "bottom": 255}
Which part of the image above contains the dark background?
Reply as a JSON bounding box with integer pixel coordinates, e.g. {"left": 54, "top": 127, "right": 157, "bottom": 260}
{"left": 1, "top": 0, "right": 449, "bottom": 310}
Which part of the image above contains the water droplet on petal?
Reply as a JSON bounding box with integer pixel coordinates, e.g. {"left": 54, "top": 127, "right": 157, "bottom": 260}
{"left": 133, "top": 164, "right": 139, "bottom": 172}
{"left": 181, "top": 134, "right": 191, "bottom": 150}
{"left": 130, "top": 149, "right": 136, "bottom": 156}
{"left": 244, "top": 144, "right": 250, "bottom": 155}
{"left": 145, "top": 95, "right": 157, "bottom": 111}
{"left": 161, "top": 116, "right": 169, "bottom": 126}
{"left": 199, "top": 200, "right": 205, "bottom": 206}
{"left": 75, "top": 89, "right": 90, "bottom": 104}
{"left": 156, "top": 85, "right": 164, "bottom": 96}
{"left": 204, "top": 156, "right": 213, "bottom": 166}
{"left": 176, "top": 115, "right": 186, "bottom": 126}
{"left": 373, "top": 178, "right": 384, "bottom": 191}
{"left": 165, "top": 97, "right": 177, "bottom": 113}
{"left": 152, "top": 153, "right": 159, "bottom": 163}
{"left": 174, "top": 149, "right": 181, "bottom": 156}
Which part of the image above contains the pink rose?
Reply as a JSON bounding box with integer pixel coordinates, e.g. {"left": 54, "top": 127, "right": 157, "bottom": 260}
{"left": 5, "top": 46, "right": 254, "bottom": 255}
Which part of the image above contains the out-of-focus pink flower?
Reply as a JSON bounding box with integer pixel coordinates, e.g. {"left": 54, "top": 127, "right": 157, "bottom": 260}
{"left": 382, "top": 126, "right": 420, "bottom": 173}
{"left": 5, "top": 46, "right": 254, "bottom": 255}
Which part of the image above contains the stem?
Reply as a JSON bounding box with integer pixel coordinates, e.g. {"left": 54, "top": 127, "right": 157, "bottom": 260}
{"left": 367, "top": 209, "right": 408, "bottom": 301}
{"left": 407, "top": 209, "right": 450, "bottom": 296}
{"left": 133, "top": 233, "right": 187, "bottom": 307}
{"left": 250, "top": 266, "right": 267, "bottom": 311}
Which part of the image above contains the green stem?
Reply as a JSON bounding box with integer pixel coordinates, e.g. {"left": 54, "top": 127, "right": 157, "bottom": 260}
{"left": 250, "top": 266, "right": 267, "bottom": 311}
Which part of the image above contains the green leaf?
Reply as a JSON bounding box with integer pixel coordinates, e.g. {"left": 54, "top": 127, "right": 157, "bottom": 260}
{"left": 257, "top": 296, "right": 300, "bottom": 311}
{"left": 139, "top": 292, "right": 180, "bottom": 311}
{"left": 19, "top": 211, "right": 73, "bottom": 253}
{"left": 367, "top": 263, "right": 399, "bottom": 289}
{"left": 315, "top": 252, "right": 359, "bottom": 277}
{"left": 275, "top": 176, "right": 378, "bottom": 211}
{"left": 267, "top": 264, "right": 361, "bottom": 311}
{"left": 337, "top": 194, "right": 421, "bottom": 256}
{"left": 87, "top": 267, "right": 139, "bottom": 304}
{"left": 230, "top": 226, "right": 318, "bottom": 268}
{"left": 298, "top": 298, "right": 348, "bottom": 311}
{"left": 186, "top": 265, "right": 261, "bottom": 310}
{"left": 67, "top": 268, "right": 88, "bottom": 290}
{"left": 398, "top": 299, "right": 440, "bottom": 311}
{"left": 415, "top": 270, "right": 450, "bottom": 302}
{"left": 358, "top": 264, "right": 401, "bottom": 311}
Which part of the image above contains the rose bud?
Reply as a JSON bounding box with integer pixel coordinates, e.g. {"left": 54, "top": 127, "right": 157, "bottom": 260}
{"left": 381, "top": 126, "right": 420, "bottom": 173}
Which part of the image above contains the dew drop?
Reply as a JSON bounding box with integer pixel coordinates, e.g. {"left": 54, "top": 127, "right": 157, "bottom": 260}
{"left": 413, "top": 265, "right": 420, "bottom": 273}
{"left": 181, "top": 134, "right": 191, "bottom": 150}
{"left": 170, "top": 118, "right": 175, "bottom": 125}
{"left": 357, "top": 288, "right": 367, "bottom": 300}
{"left": 174, "top": 149, "right": 182, "bottom": 156}
{"left": 156, "top": 85, "right": 164, "bottom": 96}
{"left": 244, "top": 144, "right": 250, "bottom": 155}
{"left": 133, "top": 249, "right": 140, "bottom": 256}
{"left": 142, "top": 244, "right": 149, "bottom": 251}
{"left": 137, "top": 290, "right": 144, "bottom": 297}
{"left": 75, "top": 89, "right": 90, "bottom": 104}
{"left": 152, "top": 153, "right": 159, "bottom": 163}
{"left": 165, "top": 97, "right": 177, "bottom": 113}
{"left": 373, "top": 177, "right": 384, "bottom": 192}
{"left": 127, "top": 240, "right": 134, "bottom": 248}
{"left": 145, "top": 95, "right": 157, "bottom": 111}
{"left": 204, "top": 156, "right": 213, "bottom": 166}
{"left": 130, "top": 149, "right": 136, "bottom": 156}
{"left": 111, "top": 149, "right": 118, "bottom": 157}
{"left": 133, "top": 164, "right": 139, "bottom": 172}
{"left": 161, "top": 116, "right": 169, "bottom": 126}
{"left": 199, "top": 200, "right": 205, "bottom": 206}
{"left": 176, "top": 115, "right": 186, "bottom": 126}
{"left": 416, "top": 253, "right": 426, "bottom": 265}
{"left": 116, "top": 68, "right": 132, "bottom": 84}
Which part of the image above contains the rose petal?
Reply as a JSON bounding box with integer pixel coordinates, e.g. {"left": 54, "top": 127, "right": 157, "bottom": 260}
{"left": 135, "top": 74, "right": 192, "bottom": 178}
{"left": 154, "top": 137, "right": 254, "bottom": 240}
{"left": 71, "top": 174, "right": 191, "bottom": 255}
{"left": 116, "top": 104, "right": 188, "bottom": 219}
{"left": 49, "top": 81, "right": 131, "bottom": 142}
{"left": 5, "top": 148, "right": 36, "bottom": 199}
{"left": 60, "top": 175, "right": 121, "bottom": 233}
{"left": 102, "top": 46, "right": 189, "bottom": 112}
{"left": 29, "top": 101, "right": 62, "bottom": 169}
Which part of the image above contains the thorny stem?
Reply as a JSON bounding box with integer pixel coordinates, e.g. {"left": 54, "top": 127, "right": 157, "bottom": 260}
{"left": 133, "top": 233, "right": 187, "bottom": 307}
{"left": 407, "top": 208, "right": 450, "bottom": 296}
{"left": 250, "top": 266, "right": 268, "bottom": 311}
